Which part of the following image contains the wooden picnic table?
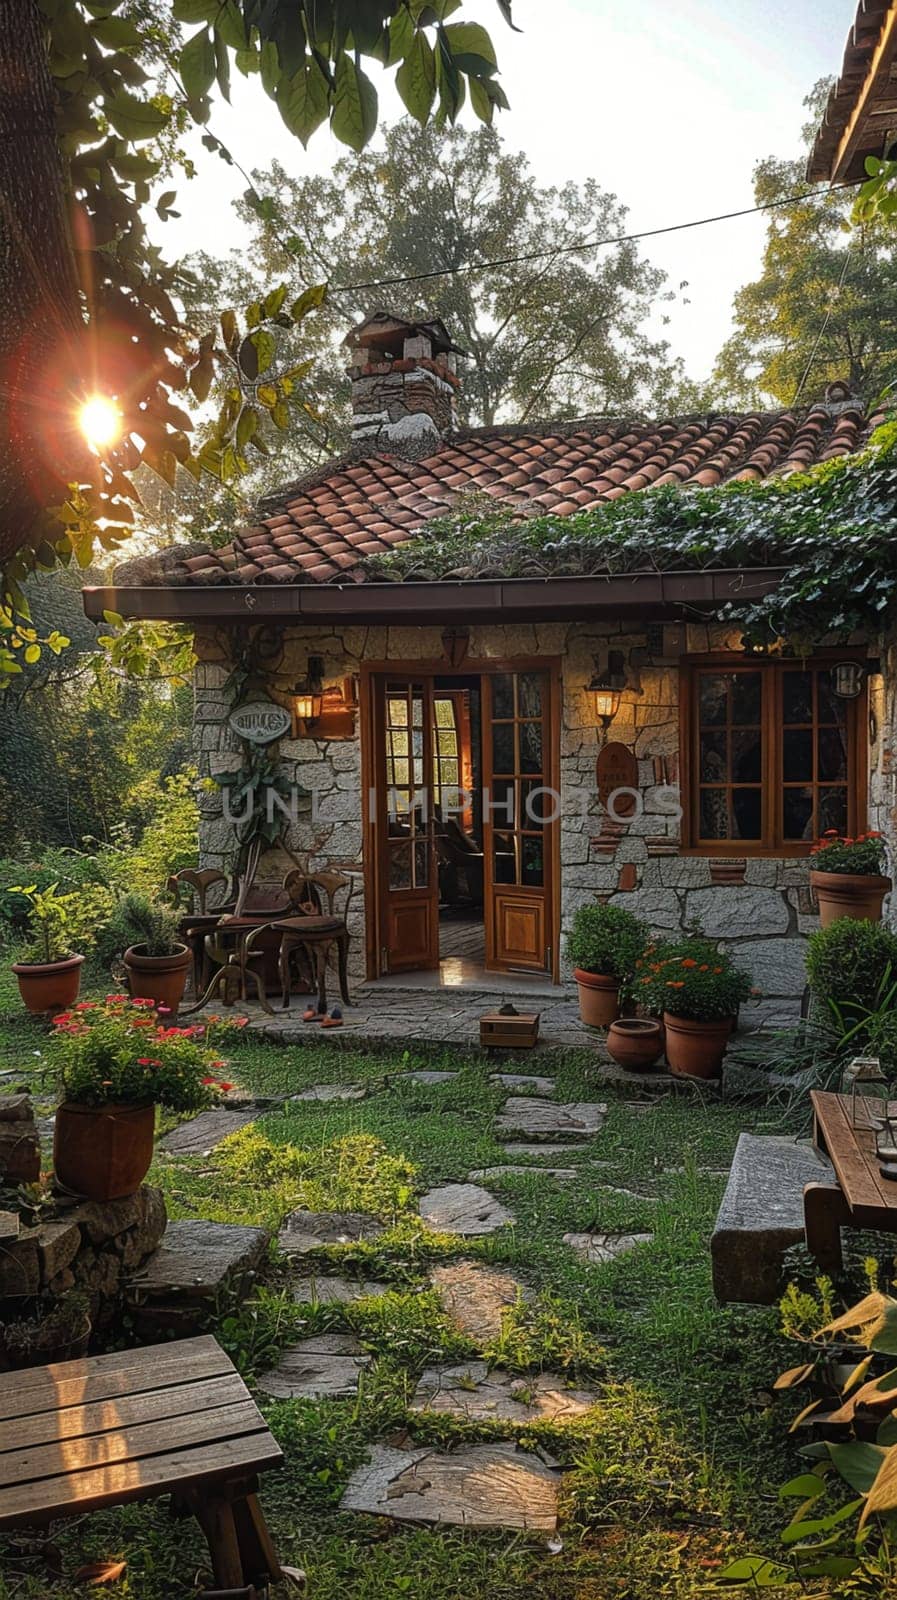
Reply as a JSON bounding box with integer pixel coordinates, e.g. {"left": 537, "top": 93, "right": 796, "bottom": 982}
{"left": 807, "top": 1089, "right": 897, "bottom": 1271}
{"left": 0, "top": 1334, "right": 284, "bottom": 1592}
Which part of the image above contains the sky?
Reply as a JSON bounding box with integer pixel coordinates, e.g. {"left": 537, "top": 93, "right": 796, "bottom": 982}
{"left": 156, "top": 0, "right": 858, "bottom": 386}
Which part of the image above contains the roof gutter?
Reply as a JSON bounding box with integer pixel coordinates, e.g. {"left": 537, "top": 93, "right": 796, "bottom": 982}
{"left": 82, "top": 568, "right": 788, "bottom": 627}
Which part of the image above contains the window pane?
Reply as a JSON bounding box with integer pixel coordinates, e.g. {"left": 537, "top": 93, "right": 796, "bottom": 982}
{"left": 782, "top": 671, "right": 813, "bottom": 724}
{"left": 437, "top": 729, "right": 457, "bottom": 756}
{"left": 783, "top": 729, "right": 812, "bottom": 783}
{"left": 783, "top": 786, "right": 814, "bottom": 841}
{"left": 732, "top": 673, "right": 761, "bottom": 725}
{"left": 492, "top": 674, "right": 514, "bottom": 719}
{"left": 492, "top": 723, "right": 515, "bottom": 774}
{"left": 392, "top": 758, "right": 409, "bottom": 788}
{"left": 440, "top": 759, "right": 459, "bottom": 786}
{"left": 699, "top": 675, "right": 728, "bottom": 726}
{"left": 818, "top": 727, "right": 847, "bottom": 781}
{"left": 390, "top": 730, "right": 409, "bottom": 757}
{"left": 819, "top": 787, "right": 849, "bottom": 835}
{"left": 732, "top": 730, "right": 761, "bottom": 783}
{"left": 489, "top": 779, "right": 516, "bottom": 824}
{"left": 732, "top": 789, "right": 762, "bottom": 839}
{"left": 411, "top": 695, "right": 424, "bottom": 728}
{"left": 521, "top": 780, "right": 548, "bottom": 827}
{"left": 388, "top": 698, "right": 408, "bottom": 726}
{"left": 493, "top": 841, "right": 516, "bottom": 884}
{"left": 519, "top": 721, "right": 543, "bottom": 774}
{"left": 434, "top": 699, "right": 455, "bottom": 729}
{"left": 413, "top": 840, "right": 429, "bottom": 889}
{"left": 389, "top": 843, "right": 412, "bottom": 889}
{"left": 518, "top": 673, "right": 544, "bottom": 719}
{"left": 700, "top": 730, "right": 727, "bottom": 780}
{"left": 700, "top": 789, "right": 729, "bottom": 839}
{"left": 522, "top": 837, "right": 544, "bottom": 886}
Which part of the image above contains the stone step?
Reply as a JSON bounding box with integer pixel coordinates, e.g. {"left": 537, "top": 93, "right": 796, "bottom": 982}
{"left": 291, "top": 1274, "right": 391, "bottom": 1305}
{"left": 288, "top": 1083, "right": 367, "bottom": 1103}
{"left": 258, "top": 1333, "right": 372, "bottom": 1400}
{"left": 711, "top": 1133, "right": 831, "bottom": 1305}
{"left": 494, "top": 1098, "right": 607, "bottom": 1142}
{"left": 158, "top": 1107, "right": 258, "bottom": 1157}
{"left": 430, "top": 1261, "right": 530, "bottom": 1345}
{"left": 126, "top": 1218, "right": 269, "bottom": 1335}
{"left": 278, "top": 1209, "right": 384, "bottom": 1255}
{"left": 563, "top": 1231, "right": 653, "bottom": 1265}
{"left": 419, "top": 1183, "right": 514, "bottom": 1235}
{"left": 411, "top": 1362, "right": 598, "bottom": 1424}
{"left": 341, "top": 1442, "right": 561, "bottom": 1531}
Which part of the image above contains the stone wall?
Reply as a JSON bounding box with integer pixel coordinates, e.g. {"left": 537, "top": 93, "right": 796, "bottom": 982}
{"left": 193, "top": 620, "right": 891, "bottom": 1026}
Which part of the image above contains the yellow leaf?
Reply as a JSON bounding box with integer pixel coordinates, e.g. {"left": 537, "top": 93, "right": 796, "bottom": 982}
{"left": 73, "top": 1559, "right": 127, "bottom": 1585}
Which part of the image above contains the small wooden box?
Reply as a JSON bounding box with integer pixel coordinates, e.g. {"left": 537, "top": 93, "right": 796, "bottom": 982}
{"left": 479, "top": 1010, "right": 540, "bottom": 1049}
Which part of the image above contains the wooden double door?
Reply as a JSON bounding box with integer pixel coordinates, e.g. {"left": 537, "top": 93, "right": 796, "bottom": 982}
{"left": 369, "top": 664, "right": 559, "bottom": 979}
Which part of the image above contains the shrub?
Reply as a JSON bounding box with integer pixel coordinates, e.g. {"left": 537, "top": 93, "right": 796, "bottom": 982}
{"left": 565, "top": 904, "right": 647, "bottom": 988}
{"left": 868, "top": 1009, "right": 897, "bottom": 1081}
{"left": 805, "top": 918, "right": 897, "bottom": 1025}
{"left": 636, "top": 935, "right": 754, "bottom": 1021}
{"left": 95, "top": 892, "right": 183, "bottom": 964}
{"left": 51, "top": 995, "right": 233, "bottom": 1110}
{"left": 808, "top": 829, "right": 887, "bottom": 875}
{"left": 101, "top": 769, "right": 199, "bottom": 897}
{"left": 6, "top": 882, "right": 107, "bottom": 965}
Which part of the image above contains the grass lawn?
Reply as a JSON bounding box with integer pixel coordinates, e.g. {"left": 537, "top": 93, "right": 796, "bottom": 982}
{"left": 0, "top": 972, "right": 811, "bottom": 1599}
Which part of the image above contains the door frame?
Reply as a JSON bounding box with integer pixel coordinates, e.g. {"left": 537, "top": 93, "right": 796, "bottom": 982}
{"left": 360, "top": 656, "right": 562, "bottom": 984}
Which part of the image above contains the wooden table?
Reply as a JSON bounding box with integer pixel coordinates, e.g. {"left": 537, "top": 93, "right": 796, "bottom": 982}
{"left": 0, "top": 1335, "right": 284, "bottom": 1592}
{"left": 807, "top": 1090, "right": 897, "bottom": 1271}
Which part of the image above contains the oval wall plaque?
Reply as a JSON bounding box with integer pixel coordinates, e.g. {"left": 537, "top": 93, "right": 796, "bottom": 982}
{"left": 596, "top": 741, "right": 639, "bottom": 819}
{"left": 228, "top": 699, "right": 292, "bottom": 744}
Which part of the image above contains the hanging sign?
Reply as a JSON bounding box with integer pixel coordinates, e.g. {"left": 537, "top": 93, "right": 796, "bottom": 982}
{"left": 596, "top": 741, "right": 639, "bottom": 819}
{"left": 228, "top": 699, "right": 292, "bottom": 744}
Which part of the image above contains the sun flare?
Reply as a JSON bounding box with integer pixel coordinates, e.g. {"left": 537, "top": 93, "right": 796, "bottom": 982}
{"left": 78, "top": 394, "right": 121, "bottom": 449}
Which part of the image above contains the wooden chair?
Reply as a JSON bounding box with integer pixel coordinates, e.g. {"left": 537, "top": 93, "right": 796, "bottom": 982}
{"left": 167, "top": 870, "right": 235, "bottom": 994}
{"left": 270, "top": 869, "right": 354, "bottom": 1012}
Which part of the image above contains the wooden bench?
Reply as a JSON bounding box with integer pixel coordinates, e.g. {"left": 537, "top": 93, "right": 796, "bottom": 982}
{"left": 807, "top": 1090, "right": 897, "bottom": 1272}
{"left": 0, "top": 1334, "right": 285, "bottom": 1594}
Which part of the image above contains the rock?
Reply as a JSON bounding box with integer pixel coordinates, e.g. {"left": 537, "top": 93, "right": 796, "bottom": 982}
{"left": 494, "top": 1099, "right": 607, "bottom": 1142}
{"left": 291, "top": 1275, "right": 391, "bottom": 1305}
{"left": 563, "top": 1231, "right": 653, "bottom": 1265}
{"left": 467, "top": 1167, "right": 578, "bottom": 1182}
{"left": 0, "top": 1233, "right": 39, "bottom": 1296}
{"left": 289, "top": 1084, "right": 367, "bottom": 1102}
{"left": 68, "top": 1186, "right": 167, "bottom": 1251}
{"left": 0, "top": 1211, "right": 19, "bottom": 1240}
{"left": 34, "top": 1220, "right": 81, "bottom": 1280}
{"left": 127, "top": 1219, "right": 269, "bottom": 1333}
{"left": 419, "top": 1183, "right": 514, "bottom": 1236}
{"left": 489, "top": 1074, "right": 556, "bottom": 1095}
{"left": 158, "top": 1107, "right": 257, "bottom": 1156}
{"left": 0, "top": 1122, "right": 40, "bottom": 1185}
{"left": 396, "top": 1071, "right": 459, "bottom": 1085}
{"left": 711, "top": 1133, "right": 829, "bottom": 1304}
{"left": 726, "top": 937, "right": 809, "bottom": 999}
{"left": 501, "top": 1143, "right": 602, "bottom": 1159}
{"left": 431, "top": 1261, "right": 530, "bottom": 1345}
{"left": 412, "top": 1362, "right": 598, "bottom": 1423}
{"left": 278, "top": 1209, "right": 384, "bottom": 1254}
{"left": 0, "top": 1094, "right": 32, "bottom": 1122}
{"left": 258, "top": 1333, "right": 372, "bottom": 1400}
{"left": 341, "top": 1442, "right": 560, "bottom": 1531}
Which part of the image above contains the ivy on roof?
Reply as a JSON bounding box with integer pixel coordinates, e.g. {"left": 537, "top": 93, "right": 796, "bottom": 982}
{"left": 362, "top": 421, "right": 897, "bottom": 645}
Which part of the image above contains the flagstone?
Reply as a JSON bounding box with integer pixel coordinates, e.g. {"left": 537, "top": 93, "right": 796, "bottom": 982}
{"left": 340, "top": 1442, "right": 560, "bottom": 1531}
{"left": 494, "top": 1098, "right": 607, "bottom": 1142}
{"left": 467, "top": 1166, "right": 578, "bottom": 1182}
{"left": 419, "top": 1182, "right": 514, "bottom": 1235}
{"left": 396, "top": 1070, "right": 459, "bottom": 1085}
{"left": 258, "top": 1332, "right": 372, "bottom": 1400}
{"left": 430, "top": 1260, "right": 530, "bottom": 1344}
{"left": 563, "top": 1230, "right": 654, "bottom": 1265}
{"left": 158, "top": 1107, "right": 257, "bottom": 1156}
{"left": 411, "top": 1362, "right": 599, "bottom": 1424}
{"left": 291, "top": 1274, "right": 392, "bottom": 1305}
{"left": 278, "top": 1209, "right": 385, "bottom": 1254}
{"left": 501, "top": 1143, "right": 610, "bottom": 1160}
{"left": 489, "top": 1073, "right": 556, "bottom": 1095}
{"left": 289, "top": 1083, "right": 367, "bottom": 1102}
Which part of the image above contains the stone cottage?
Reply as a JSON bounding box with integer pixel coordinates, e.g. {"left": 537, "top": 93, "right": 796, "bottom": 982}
{"left": 84, "top": 302, "right": 897, "bottom": 1028}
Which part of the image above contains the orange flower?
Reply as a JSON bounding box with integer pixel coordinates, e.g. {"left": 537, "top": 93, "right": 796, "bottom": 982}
{"left": 666, "top": 980, "right": 685, "bottom": 988}
{"left": 713, "top": 966, "right": 722, "bottom": 974}
{"left": 699, "top": 964, "right": 709, "bottom": 971}
{"left": 681, "top": 958, "right": 697, "bottom": 969}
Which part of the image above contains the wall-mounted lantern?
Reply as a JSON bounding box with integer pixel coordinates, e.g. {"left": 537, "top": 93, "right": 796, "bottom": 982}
{"left": 588, "top": 649, "right": 627, "bottom": 734}
{"left": 290, "top": 655, "right": 325, "bottom": 733}
{"left": 831, "top": 660, "right": 865, "bottom": 700}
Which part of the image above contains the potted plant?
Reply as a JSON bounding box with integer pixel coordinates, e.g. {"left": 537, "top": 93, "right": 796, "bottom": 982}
{"left": 0, "top": 1291, "right": 91, "bottom": 1372}
{"left": 105, "top": 893, "right": 192, "bottom": 1014}
{"left": 50, "top": 995, "right": 230, "bottom": 1200}
{"left": 8, "top": 883, "right": 86, "bottom": 1015}
{"left": 565, "top": 903, "right": 647, "bottom": 1027}
{"left": 606, "top": 1017, "right": 666, "bottom": 1072}
{"left": 638, "top": 937, "right": 754, "bottom": 1079}
{"left": 808, "top": 830, "right": 891, "bottom": 927}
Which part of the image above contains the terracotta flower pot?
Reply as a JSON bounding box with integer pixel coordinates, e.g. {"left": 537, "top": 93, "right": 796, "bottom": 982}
{"left": 54, "top": 1101, "right": 156, "bottom": 1201}
{"left": 11, "top": 953, "right": 84, "bottom": 1016}
{"left": 606, "top": 1017, "right": 666, "bottom": 1072}
{"left": 573, "top": 969, "right": 621, "bottom": 1027}
{"left": 123, "top": 943, "right": 191, "bottom": 1014}
{"left": 809, "top": 870, "right": 891, "bottom": 928}
{"left": 662, "top": 1013, "right": 733, "bottom": 1080}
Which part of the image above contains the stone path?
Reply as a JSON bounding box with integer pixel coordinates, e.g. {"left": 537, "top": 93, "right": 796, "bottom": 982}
{"left": 289, "top": 1083, "right": 367, "bottom": 1102}
{"left": 158, "top": 1107, "right": 257, "bottom": 1157}
{"left": 467, "top": 1165, "right": 578, "bottom": 1182}
{"left": 126, "top": 1219, "right": 269, "bottom": 1335}
{"left": 278, "top": 1209, "right": 385, "bottom": 1254}
{"left": 489, "top": 1073, "right": 556, "bottom": 1094}
{"left": 430, "top": 1261, "right": 530, "bottom": 1344}
{"left": 563, "top": 1231, "right": 654, "bottom": 1265}
{"left": 396, "top": 1070, "right": 459, "bottom": 1085}
{"left": 291, "top": 1274, "right": 391, "bottom": 1305}
{"left": 412, "top": 1362, "right": 599, "bottom": 1424}
{"left": 259, "top": 1333, "right": 373, "bottom": 1400}
{"left": 494, "top": 1098, "right": 607, "bottom": 1142}
{"left": 419, "top": 1183, "right": 514, "bottom": 1235}
{"left": 340, "top": 1442, "right": 561, "bottom": 1531}
{"left": 500, "top": 1142, "right": 610, "bottom": 1160}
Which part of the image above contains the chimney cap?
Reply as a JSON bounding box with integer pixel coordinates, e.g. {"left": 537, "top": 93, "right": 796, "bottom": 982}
{"left": 344, "top": 310, "right": 467, "bottom": 358}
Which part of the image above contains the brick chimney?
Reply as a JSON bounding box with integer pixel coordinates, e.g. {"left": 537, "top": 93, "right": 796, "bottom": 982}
{"left": 344, "top": 311, "right": 463, "bottom": 458}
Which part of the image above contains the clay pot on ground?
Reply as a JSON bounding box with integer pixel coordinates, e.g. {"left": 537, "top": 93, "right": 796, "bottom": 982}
{"left": 54, "top": 1101, "right": 156, "bottom": 1201}
{"left": 573, "top": 969, "right": 620, "bottom": 1027}
{"left": 662, "top": 1013, "right": 733, "bottom": 1080}
{"left": 0, "top": 1298, "right": 92, "bottom": 1372}
{"left": 606, "top": 1017, "right": 666, "bottom": 1072}
{"left": 123, "top": 942, "right": 191, "bottom": 1014}
{"left": 809, "top": 870, "right": 891, "bottom": 929}
{"left": 11, "top": 953, "right": 84, "bottom": 1016}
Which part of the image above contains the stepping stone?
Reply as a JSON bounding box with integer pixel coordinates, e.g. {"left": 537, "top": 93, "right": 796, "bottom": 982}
{"left": 563, "top": 1231, "right": 653, "bottom": 1265}
{"left": 126, "top": 1219, "right": 269, "bottom": 1335}
{"left": 711, "top": 1133, "right": 830, "bottom": 1305}
{"left": 278, "top": 1209, "right": 385, "bottom": 1254}
{"left": 291, "top": 1274, "right": 391, "bottom": 1305}
{"left": 431, "top": 1261, "right": 530, "bottom": 1345}
{"left": 158, "top": 1107, "right": 256, "bottom": 1156}
{"left": 489, "top": 1074, "right": 556, "bottom": 1095}
{"left": 258, "top": 1333, "right": 372, "bottom": 1400}
{"left": 419, "top": 1183, "right": 514, "bottom": 1235}
{"left": 494, "top": 1099, "right": 607, "bottom": 1142}
{"left": 596, "top": 1186, "right": 658, "bottom": 1203}
{"left": 412, "top": 1362, "right": 598, "bottom": 1424}
{"left": 396, "top": 1070, "right": 459, "bottom": 1085}
{"left": 289, "top": 1083, "right": 367, "bottom": 1102}
{"left": 341, "top": 1442, "right": 560, "bottom": 1531}
{"left": 501, "top": 1143, "right": 608, "bottom": 1160}
{"left": 467, "top": 1166, "right": 577, "bottom": 1182}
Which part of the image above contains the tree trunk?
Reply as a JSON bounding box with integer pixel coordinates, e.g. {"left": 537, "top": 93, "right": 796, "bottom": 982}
{"left": 0, "top": 0, "right": 83, "bottom": 567}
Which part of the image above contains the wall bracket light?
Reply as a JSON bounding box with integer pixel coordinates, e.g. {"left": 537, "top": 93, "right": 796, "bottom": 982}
{"left": 588, "top": 649, "right": 627, "bottom": 733}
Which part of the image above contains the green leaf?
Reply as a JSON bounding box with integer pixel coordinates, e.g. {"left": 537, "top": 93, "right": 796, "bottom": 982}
{"left": 262, "top": 284, "right": 288, "bottom": 319}
{"left": 171, "top": 0, "right": 218, "bottom": 19}
{"left": 250, "top": 328, "right": 276, "bottom": 375}
{"left": 778, "top": 1473, "right": 826, "bottom": 1500}
{"left": 332, "top": 52, "right": 378, "bottom": 153}
{"left": 236, "top": 406, "right": 259, "bottom": 449}
{"left": 180, "top": 27, "right": 216, "bottom": 101}
{"left": 441, "top": 21, "right": 497, "bottom": 68}
{"left": 104, "top": 91, "right": 167, "bottom": 141}
{"left": 826, "top": 1441, "right": 887, "bottom": 1496}
{"left": 290, "top": 283, "right": 327, "bottom": 322}
{"left": 396, "top": 31, "right": 435, "bottom": 124}
{"left": 89, "top": 14, "right": 142, "bottom": 47}
{"left": 215, "top": 33, "right": 231, "bottom": 101}
{"left": 387, "top": 6, "right": 415, "bottom": 65}
{"left": 276, "top": 55, "right": 330, "bottom": 145}
{"left": 715, "top": 1556, "right": 792, "bottom": 1585}
{"left": 780, "top": 1497, "right": 863, "bottom": 1544}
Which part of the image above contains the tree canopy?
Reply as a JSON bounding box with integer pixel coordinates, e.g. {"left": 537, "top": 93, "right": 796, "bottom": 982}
{"left": 713, "top": 80, "right": 897, "bottom": 409}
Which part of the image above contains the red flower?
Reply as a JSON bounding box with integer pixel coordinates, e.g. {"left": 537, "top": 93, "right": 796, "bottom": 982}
{"left": 53, "top": 1012, "right": 72, "bottom": 1025}
{"left": 131, "top": 997, "right": 156, "bottom": 1008}
{"left": 232, "top": 1017, "right": 249, "bottom": 1029}
{"left": 201, "top": 1076, "right": 217, "bottom": 1085}
{"left": 666, "top": 980, "right": 685, "bottom": 988}
{"left": 137, "top": 1057, "right": 162, "bottom": 1067}
{"left": 218, "top": 1081, "right": 234, "bottom": 1093}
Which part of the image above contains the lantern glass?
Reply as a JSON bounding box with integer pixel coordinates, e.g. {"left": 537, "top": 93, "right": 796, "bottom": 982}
{"left": 592, "top": 687, "right": 622, "bottom": 723}
{"left": 291, "top": 690, "right": 323, "bottom": 721}
{"left": 849, "top": 1059, "right": 888, "bottom": 1129}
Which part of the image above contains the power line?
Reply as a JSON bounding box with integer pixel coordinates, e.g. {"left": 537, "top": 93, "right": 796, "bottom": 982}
{"left": 331, "top": 180, "right": 866, "bottom": 296}
{"left": 792, "top": 243, "right": 855, "bottom": 404}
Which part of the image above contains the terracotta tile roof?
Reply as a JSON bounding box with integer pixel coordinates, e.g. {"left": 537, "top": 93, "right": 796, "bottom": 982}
{"left": 165, "top": 401, "right": 877, "bottom": 587}
{"left": 807, "top": 2, "right": 897, "bottom": 182}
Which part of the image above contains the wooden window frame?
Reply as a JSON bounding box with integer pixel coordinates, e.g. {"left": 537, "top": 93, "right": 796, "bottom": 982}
{"left": 679, "top": 654, "right": 868, "bottom": 857}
